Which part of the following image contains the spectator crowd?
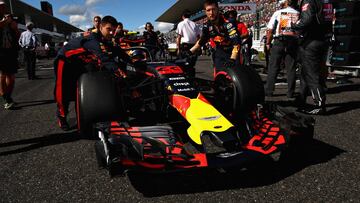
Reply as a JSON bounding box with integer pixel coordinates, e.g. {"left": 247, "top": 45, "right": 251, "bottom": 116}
{"left": 239, "top": 0, "right": 278, "bottom": 28}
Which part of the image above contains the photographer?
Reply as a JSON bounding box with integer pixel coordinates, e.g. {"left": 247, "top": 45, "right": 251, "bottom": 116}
{"left": 0, "top": 1, "right": 20, "bottom": 110}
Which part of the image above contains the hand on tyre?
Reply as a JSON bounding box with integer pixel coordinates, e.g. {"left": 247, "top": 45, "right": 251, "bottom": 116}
{"left": 183, "top": 50, "right": 197, "bottom": 64}
{"left": 133, "top": 60, "right": 147, "bottom": 71}
{"left": 182, "top": 50, "right": 194, "bottom": 58}
{"left": 223, "top": 59, "right": 236, "bottom": 68}
{"left": 114, "top": 68, "right": 127, "bottom": 78}
{"left": 187, "top": 50, "right": 195, "bottom": 56}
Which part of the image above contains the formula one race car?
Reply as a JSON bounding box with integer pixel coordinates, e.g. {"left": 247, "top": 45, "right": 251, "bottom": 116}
{"left": 76, "top": 47, "right": 314, "bottom": 176}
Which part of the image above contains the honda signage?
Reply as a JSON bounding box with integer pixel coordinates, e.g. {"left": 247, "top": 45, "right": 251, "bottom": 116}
{"left": 219, "top": 3, "right": 257, "bottom": 14}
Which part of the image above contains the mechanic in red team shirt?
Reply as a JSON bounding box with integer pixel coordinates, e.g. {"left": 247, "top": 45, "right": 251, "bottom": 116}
{"left": 54, "top": 15, "right": 131, "bottom": 131}
{"left": 224, "top": 9, "right": 249, "bottom": 40}
{"left": 224, "top": 8, "right": 249, "bottom": 65}
{"left": 189, "top": 0, "right": 242, "bottom": 74}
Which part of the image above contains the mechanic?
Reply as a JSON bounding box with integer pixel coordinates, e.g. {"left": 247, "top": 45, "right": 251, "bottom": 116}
{"left": 89, "top": 16, "right": 101, "bottom": 33}
{"left": 224, "top": 9, "right": 249, "bottom": 65}
{"left": 224, "top": 9, "right": 249, "bottom": 41}
{"left": 143, "top": 22, "right": 159, "bottom": 61}
{"left": 83, "top": 16, "right": 101, "bottom": 37}
{"left": 265, "top": 0, "right": 299, "bottom": 99}
{"left": 54, "top": 15, "right": 131, "bottom": 131}
{"left": 0, "top": 0, "right": 20, "bottom": 110}
{"left": 158, "top": 33, "right": 167, "bottom": 60}
{"left": 176, "top": 9, "right": 201, "bottom": 76}
{"left": 292, "top": 0, "right": 328, "bottom": 115}
{"left": 114, "top": 22, "right": 127, "bottom": 43}
{"left": 246, "top": 24, "right": 254, "bottom": 65}
{"left": 189, "top": 0, "right": 242, "bottom": 73}
{"left": 261, "top": 35, "right": 270, "bottom": 73}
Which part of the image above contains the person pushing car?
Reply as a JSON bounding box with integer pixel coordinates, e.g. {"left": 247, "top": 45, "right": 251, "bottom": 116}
{"left": 54, "top": 15, "right": 131, "bottom": 131}
{"left": 189, "top": 0, "right": 242, "bottom": 73}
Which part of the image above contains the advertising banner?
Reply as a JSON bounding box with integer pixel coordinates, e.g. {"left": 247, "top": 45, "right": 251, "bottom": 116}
{"left": 219, "top": 3, "right": 257, "bottom": 14}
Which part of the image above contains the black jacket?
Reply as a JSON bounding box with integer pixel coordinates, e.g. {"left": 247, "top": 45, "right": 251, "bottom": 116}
{"left": 293, "top": 0, "right": 327, "bottom": 40}
{"left": 143, "top": 30, "right": 158, "bottom": 47}
{"left": 199, "top": 15, "right": 241, "bottom": 49}
{"left": 57, "top": 32, "right": 130, "bottom": 72}
{"left": 199, "top": 16, "right": 241, "bottom": 47}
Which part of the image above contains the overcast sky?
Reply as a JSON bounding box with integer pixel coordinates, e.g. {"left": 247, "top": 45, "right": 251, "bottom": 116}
{"left": 21, "top": 0, "right": 177, "bottom": 32}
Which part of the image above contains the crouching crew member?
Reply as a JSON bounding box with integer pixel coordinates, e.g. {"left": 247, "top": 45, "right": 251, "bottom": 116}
{"left": 54, "top": 15, "right": 131, "bottom": 131}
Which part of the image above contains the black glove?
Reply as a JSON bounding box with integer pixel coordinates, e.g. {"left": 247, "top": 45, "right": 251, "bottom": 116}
{"left": 181, "top": 50, "right": 194, "bottom": 59}
{"left": 223, "top": 59, "right": 236, "bottom": 68}
{"left": 114, "top": 68, "right": 127, "bottom": 78}
{"left": 185, "top": 50, "right": 199, "bottom": 63}
{"left": 133, "top": 60, "right": 147, "bottom": 71}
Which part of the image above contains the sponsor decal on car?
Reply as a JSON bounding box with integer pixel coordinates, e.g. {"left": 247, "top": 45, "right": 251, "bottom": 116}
{"left": 216, "top": 151, "right": 243, "bottom": 158}
{"left": 198, "top": 115, "right": 221, "bottom": 121}
{"left": 178, "top": 88, "right": 195, "bottom": 92}
{"left": 169, "top": 76, "right": 186, "bottom": 81}
{"left": 173, "top": 82, "right": 190, "bottom": 87}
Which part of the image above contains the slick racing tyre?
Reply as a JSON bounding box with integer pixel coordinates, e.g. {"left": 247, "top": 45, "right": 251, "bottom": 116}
{"left": 77, "top": 71, "right": 124, "bottom": 139}
{"left": 214, "top": 66, "right": 264, "bottom": 119}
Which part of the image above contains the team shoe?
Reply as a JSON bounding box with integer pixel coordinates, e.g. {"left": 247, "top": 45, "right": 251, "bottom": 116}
{"left": 4, "top": 102, "right": 15, "bottom": 110}
{"left": 298, "top": 106, "right": 326, "bottom": 115}
{"left": 58, "top": 117, "right": 70, "bottom": 131}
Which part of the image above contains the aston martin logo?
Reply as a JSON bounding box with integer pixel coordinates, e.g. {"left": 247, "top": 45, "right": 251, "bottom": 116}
{"left": 198, "top": 115, "right": 221, "bottom": 121}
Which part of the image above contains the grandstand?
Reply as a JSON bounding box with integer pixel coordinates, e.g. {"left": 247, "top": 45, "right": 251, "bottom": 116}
{"left": 239, "top": 0, "right": 278, "bottom": 28}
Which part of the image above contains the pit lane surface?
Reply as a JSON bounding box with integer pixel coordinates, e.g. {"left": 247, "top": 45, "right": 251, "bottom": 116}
{"left": 0, "top": 57, "right": 359, "bottom": 202}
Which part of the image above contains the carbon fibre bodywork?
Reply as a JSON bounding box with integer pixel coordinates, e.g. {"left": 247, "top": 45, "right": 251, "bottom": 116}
{"left": 88, "top": 56, "right": 314, "bottom": 175}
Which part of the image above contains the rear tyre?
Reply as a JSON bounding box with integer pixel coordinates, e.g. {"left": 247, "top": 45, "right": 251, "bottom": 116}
{"left": 76, "top": 71, "right": 124, "bottom": 139}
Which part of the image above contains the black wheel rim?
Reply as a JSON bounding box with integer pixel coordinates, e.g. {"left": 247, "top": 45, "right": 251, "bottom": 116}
{"left": 215, "top": 76, "right": 238, "bottom": 116}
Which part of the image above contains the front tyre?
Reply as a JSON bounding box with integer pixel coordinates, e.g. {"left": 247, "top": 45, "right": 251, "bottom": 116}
{"left": 214, "top": 66, "right": 264, "bottom": 119}
{"left": 76, "top": 71, "right": 124, "bottom": 139}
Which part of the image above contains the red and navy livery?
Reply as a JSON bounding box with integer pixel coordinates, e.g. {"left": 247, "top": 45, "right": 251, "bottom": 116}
{"left": 78, "top": 49, "right": 314, "bottom": 176}
{"left": 54, "top": 32, "right": 130, "bottom": 121}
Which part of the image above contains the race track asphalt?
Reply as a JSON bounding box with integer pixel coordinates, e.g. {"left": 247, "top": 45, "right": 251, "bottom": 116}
{"left": 0, "top": 56, "right": 359, "bottom": 202}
